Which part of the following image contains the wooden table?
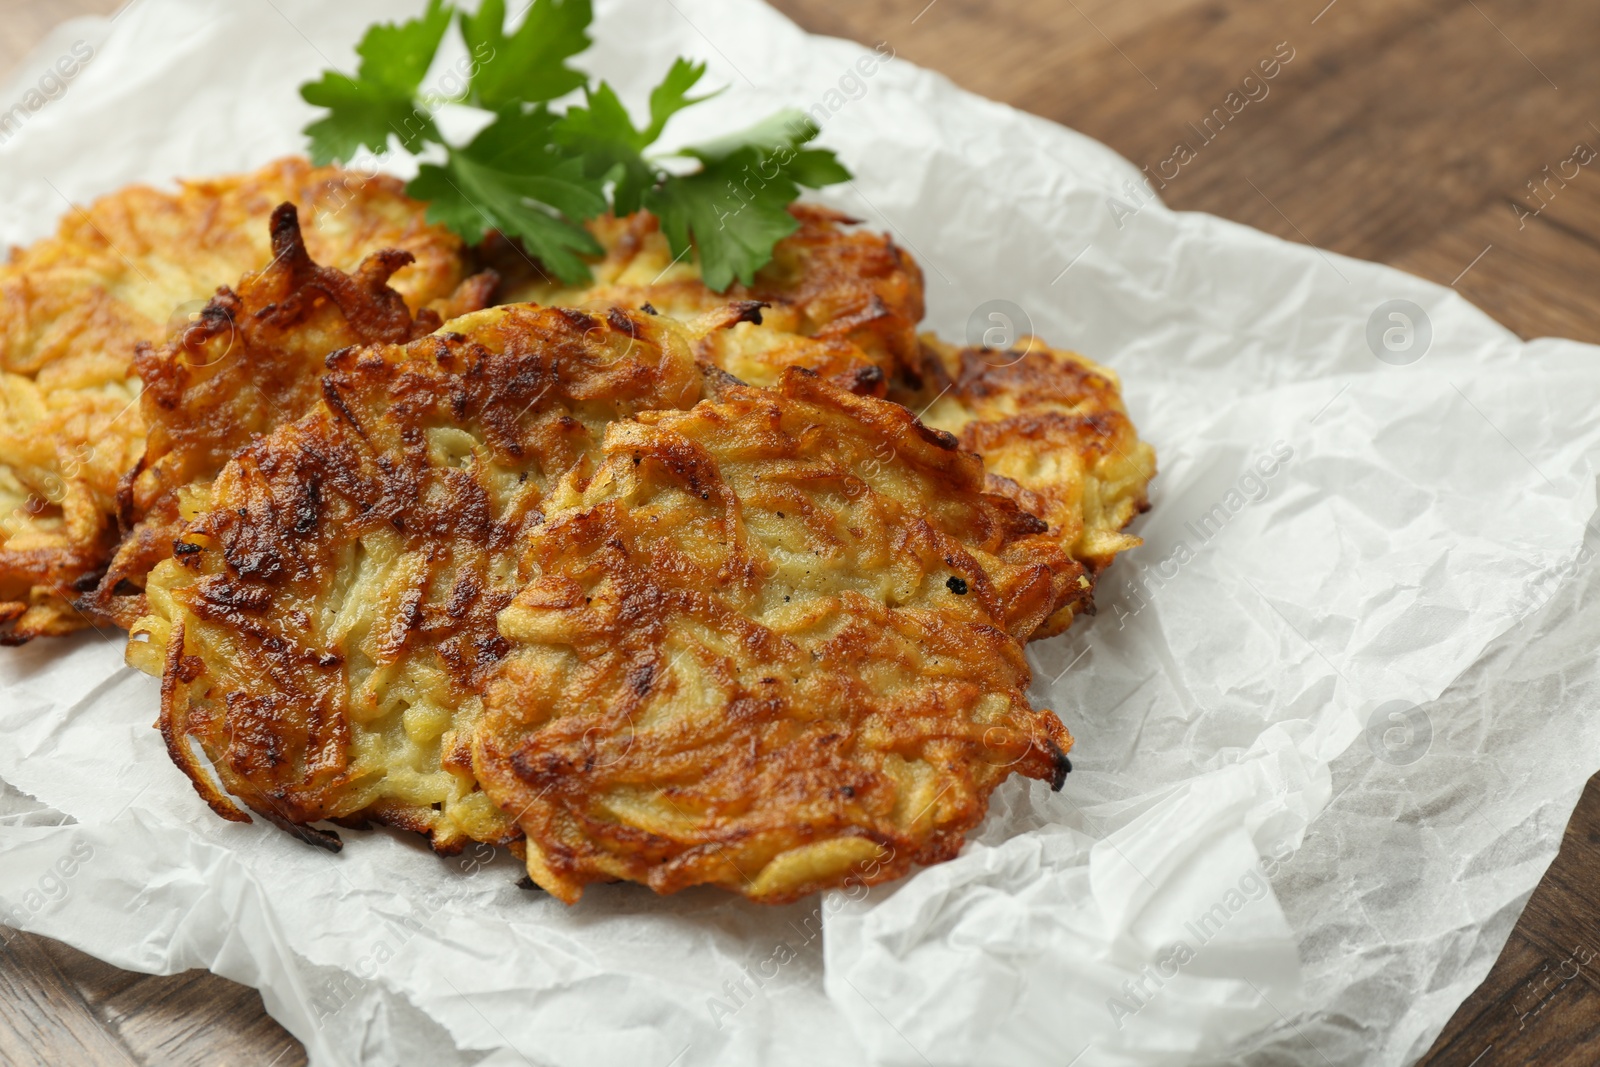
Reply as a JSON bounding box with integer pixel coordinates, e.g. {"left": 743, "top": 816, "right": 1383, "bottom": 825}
{"left": 3, "top": 1, "right": 1599, "bottom": 1063}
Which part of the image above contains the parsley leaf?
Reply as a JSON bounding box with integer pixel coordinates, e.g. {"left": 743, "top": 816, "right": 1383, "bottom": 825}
{"left": 649, "top": 112, "right": 851, "bottom": 291}
{"left": 301, "top": 5, "right": 854, "bottom": 292}
{"left": 645, "top": 57, "right": 717, "bottom": 144}
{"left": 681, "top": 108, "right": 817, "bottom": 162}
{"left": 553, "top": 59, "right": 713, "bottom": 216}
{"left": 551, "top": 83, "right": 657, "bottom": 215}
{"left": 357, "top": 0, "right": 454, "bottom": 96}
{"left": 409, "top": 107, "right": 606, "bottom": 284}
{"left": 300, "top": 0, "right": 452, "bottom": 164}
{"left": 460, "top": 0, "right": 593, "bottom": 110}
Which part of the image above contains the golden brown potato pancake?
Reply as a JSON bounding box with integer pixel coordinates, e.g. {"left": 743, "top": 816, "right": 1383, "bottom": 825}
{"left": 477, "top": 368, "right": 1078, "bottom": 904}
{"left": 494, "top": 204, "right": 923, "bottom": 395}
{"left": 0, "top": 157, "right": 474, "bottom": 643}
{"left": 89, "top": 204, "right": 494, "bottom": 629}
{"left": 128, "top": 304, "right": 705, "bottom": 852}
{"left": 898, "top": 336, "right": 1157, "bottom": 637}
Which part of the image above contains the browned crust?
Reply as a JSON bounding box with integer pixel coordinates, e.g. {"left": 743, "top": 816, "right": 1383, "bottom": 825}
{"left": 0, "top": 157, "right": 475, "bottom": 643}
{"left": 137, "top": 303, "right": 705, "bottom": 851}
{"left": 896, "top": 336, "right": 1157, "bottom": 637}
{"left": 85, "top": 204, "right": 494, "bottom": 628}
{"left": 494, "top": 204, "right": 925, "bottom": 396}
{"left": 786, "top": 368, "right": 1084, "bottom": 641}
{"left": 156, "top": 620, "right": 250, "bottom": 823}
{"left": 476, "top": 367, "right": 1075, "bottom": 904}
{"left": 734, "top": 203, "right": 925, "bottom": 389}
{"left": 0, "top": 536, "right": 117, "bottom": 645}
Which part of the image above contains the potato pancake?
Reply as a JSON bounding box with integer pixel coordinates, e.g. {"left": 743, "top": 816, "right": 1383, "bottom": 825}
{"left": 477, "top": 368, "right": 1078, "bottom": 904}
{"left": 89, "top": 204, "right": 494, "bottom": 629}
{"left": 128, "top": 304, "right": 705, "bottom": 852}
{"left": 899, "top": 336, "right": 1157, "bottom": 637}
{"left": 0, "top": 157, "right": 474, "bottom": 643}
{"left": 35, "top": 160, "right": 1138, "bottom": 900}
{"left": 495, "top": 204, "right": 923, "bottom": 395}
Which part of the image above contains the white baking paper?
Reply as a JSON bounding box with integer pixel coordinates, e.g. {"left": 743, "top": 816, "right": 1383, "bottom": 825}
{"left": 3, "top": 2, "right": 1599, "bottom": 1065}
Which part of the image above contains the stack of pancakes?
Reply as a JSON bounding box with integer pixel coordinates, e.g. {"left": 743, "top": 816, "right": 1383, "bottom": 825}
{"left": 0, "top": 159, "right": 1155, "bottom": 904}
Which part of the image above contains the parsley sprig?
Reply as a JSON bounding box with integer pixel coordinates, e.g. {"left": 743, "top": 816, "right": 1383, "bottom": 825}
{"left": 301, "top": 0, "right": 850, "bottom": 290}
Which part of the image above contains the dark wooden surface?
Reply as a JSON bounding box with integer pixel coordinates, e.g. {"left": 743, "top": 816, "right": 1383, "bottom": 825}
{"left": 4, "top": 1, "right": 1600, "bottom": 1064}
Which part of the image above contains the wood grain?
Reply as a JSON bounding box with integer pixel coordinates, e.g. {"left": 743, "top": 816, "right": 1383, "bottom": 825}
{"left": 0, "top": 928, "right": 303, "bottom": 1067}
{"left": 3, "top": 0, "right": 1599, "bottom": 1064}
{"left": 772, "top": 0, "right": 1600, "bottom": 345}
{"left": 0, "top": 931, "right": 139, "bottom": 1067}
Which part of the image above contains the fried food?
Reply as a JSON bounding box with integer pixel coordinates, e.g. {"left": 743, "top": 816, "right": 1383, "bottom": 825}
{"left": 476, "top": 368, "right": 1078, "bottom": 904}
{"left": 89, "top": 204, "right": 494, "bottom": 628}
{"left": 898, "top": 336, "right": 1157, "bottom": 637}
{"left": 495, "top": 204, "right": 923, "bottom": 395}
{"left": 0, "top": 157, "right": 475, "bottom": 643}
{"left": 127, "top": 304, "right": 704, "bottom": 852}
{"left": 25, "top": 156, "right": 1139, "bottom": 903}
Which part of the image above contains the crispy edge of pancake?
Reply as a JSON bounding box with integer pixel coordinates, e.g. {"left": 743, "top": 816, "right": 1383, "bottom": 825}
{"left": 898, "top": 335, "right": 1157, "bottom": 638}
{"left": 476, "top": 367, "right": 1076, "bottom": 904}
{"left": 489, "top": 204, "right": 925, "bottom": 396}
{"left": 85, "top": 204, "right": 496, "bottom": 629}
{"left": 0, "top": 157, "right": 476, "bottom": 643}
{"left": 127, "top": 304, "right": 707, "bottom": 853}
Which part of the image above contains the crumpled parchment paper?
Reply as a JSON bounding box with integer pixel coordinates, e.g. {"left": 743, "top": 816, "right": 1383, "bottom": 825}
{"left": 3, "top": 2, "right": 1599, "bottom": 1065}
